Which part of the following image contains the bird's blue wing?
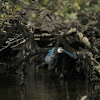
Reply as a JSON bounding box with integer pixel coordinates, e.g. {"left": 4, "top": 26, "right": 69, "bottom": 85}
{"left": 64, "top": 50, "right": 77, "bottom": 59}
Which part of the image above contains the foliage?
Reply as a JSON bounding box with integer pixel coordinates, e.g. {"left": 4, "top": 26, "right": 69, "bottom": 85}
{"left": 37, "top": 0, "right": 100, "bottom": 21}
{"left": 0, "top": 0, "right": 100, "bottom": 23}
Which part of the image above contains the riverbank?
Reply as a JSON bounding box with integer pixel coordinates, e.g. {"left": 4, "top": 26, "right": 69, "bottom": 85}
{"left": 1, "top": 12, "right": 100, "bottom": 82}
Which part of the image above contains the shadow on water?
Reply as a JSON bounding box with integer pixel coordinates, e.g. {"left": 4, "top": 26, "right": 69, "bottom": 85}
{"left": 0, "top": 65, "right": 93, "bottom": 100}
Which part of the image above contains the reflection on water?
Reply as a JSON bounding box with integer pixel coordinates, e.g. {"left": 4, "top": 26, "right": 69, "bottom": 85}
{"left": 0, "top": 66, "right": 88, "bottom": 100}
{"left": 0, "top": 77, "right": 22, "bottom": 100}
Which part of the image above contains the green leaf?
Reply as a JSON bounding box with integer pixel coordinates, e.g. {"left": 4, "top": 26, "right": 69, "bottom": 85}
{"left": 24, "top": 0, "right": 30, "bottom": 5}
{"left": 16, "top": 4, "right": 22, "bottom": 11}
{"left": 67, "top": 13, "right": 77, "bottom": 20}
{"left": 28, "top": 12, "right": 37, "bottom": 21}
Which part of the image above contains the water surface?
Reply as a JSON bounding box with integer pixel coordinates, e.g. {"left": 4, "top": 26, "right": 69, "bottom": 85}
{"left": 0, "top": 67, "right": 88, "bottom": 100}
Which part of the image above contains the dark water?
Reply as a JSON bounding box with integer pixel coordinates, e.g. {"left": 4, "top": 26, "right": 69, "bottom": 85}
{"left": 0, "top": 67, "right": 88, "bottom": 100}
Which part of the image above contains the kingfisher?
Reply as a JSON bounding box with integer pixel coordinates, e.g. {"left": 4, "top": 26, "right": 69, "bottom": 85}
{"left": 45, "top": 48, "right": 56, "bottom": 65}
{"left": 45, "top": 47, "right": 77, "bottom": 65}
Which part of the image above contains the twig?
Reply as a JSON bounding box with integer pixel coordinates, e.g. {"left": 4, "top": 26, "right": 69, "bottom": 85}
{"left": 11, "top": 38, "right": 28, "bottom": 48}
{"left": 0, "top": 44, "right": 10, "bottom": 52}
